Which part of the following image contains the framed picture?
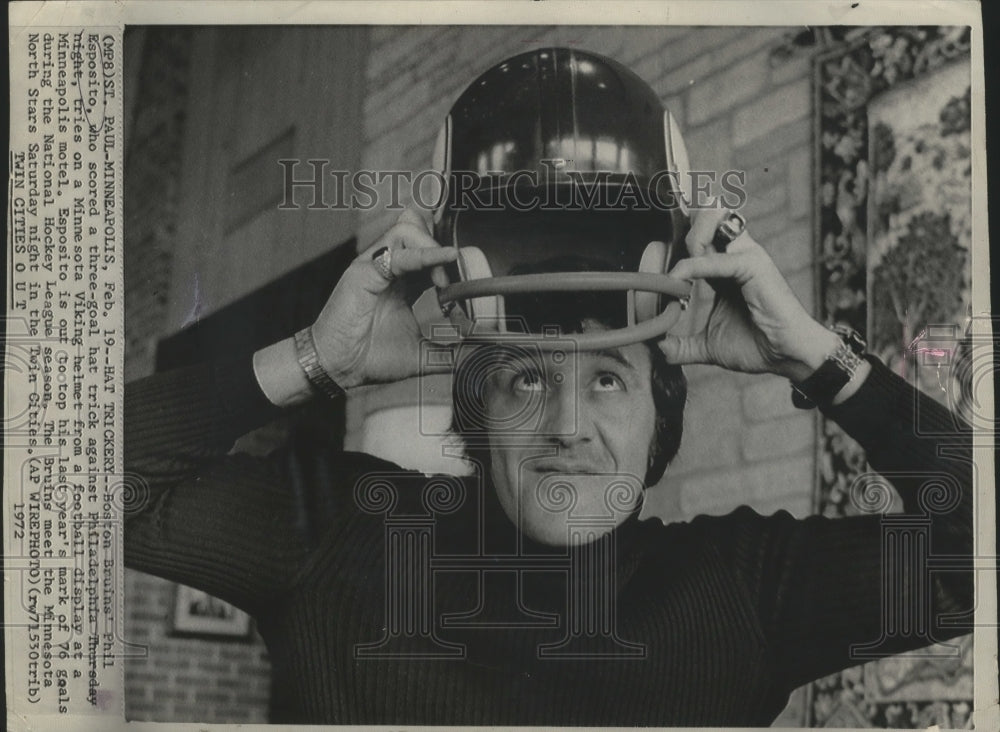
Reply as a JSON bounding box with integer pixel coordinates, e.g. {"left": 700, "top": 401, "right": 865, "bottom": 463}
{"left": 170, "top": 583, "right": 253, "bottom": 640}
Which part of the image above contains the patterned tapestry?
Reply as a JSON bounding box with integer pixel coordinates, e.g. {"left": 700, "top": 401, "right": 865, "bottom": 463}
{"left": 869, "top": 60, "right": 972, "bottom": 409}
{"left": 810, "top": 26, "right": 973, "bottom": 729}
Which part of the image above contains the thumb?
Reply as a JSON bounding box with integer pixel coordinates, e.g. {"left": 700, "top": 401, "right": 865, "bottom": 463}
{"left": 658, "top": 332, "right": 709, "bottom": 366}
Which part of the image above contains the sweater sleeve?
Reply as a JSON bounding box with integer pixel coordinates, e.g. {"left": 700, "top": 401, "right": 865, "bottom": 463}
{"left": 123, "top": 356, "right": 350, "bottom": 614}
{"left": 723, "top": 357, "right": 974, "bottom": 690}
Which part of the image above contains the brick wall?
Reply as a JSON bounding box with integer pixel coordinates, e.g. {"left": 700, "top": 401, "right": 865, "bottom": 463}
{"left": 123, "top": 27, "right": 271, "bottom": 723}
{"left": 125, "top": 574, "right": 271, "bottom": 722}
{"left": 123, "top": 27, "right": 189, "bottom": 382}
{"left": 357, "top": 26, "right": 820, "bottom": 529}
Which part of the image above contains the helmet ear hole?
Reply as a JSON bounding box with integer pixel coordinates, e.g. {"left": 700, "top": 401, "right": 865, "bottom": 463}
{"left": 634, "top": 241, "right": 671, "bottom": 322}
{"left": 456, "top": 246, "right": 504, "bottom": 331}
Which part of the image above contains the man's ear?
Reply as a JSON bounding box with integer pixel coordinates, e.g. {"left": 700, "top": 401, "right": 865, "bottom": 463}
{"left": 643, "top": 423, "right": 658, "bottom": 484}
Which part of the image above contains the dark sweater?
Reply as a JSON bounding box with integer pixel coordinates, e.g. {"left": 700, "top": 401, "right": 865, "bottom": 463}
{"left": 124, "top": 357, "right": 972, "bottom": 726}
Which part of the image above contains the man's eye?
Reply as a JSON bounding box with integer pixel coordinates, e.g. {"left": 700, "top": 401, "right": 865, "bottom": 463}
{"left": 512, "top": 371, "right": 544, "bottom": 392}
{"left": 593, "top": 373, "right": 625, "bottom": 392}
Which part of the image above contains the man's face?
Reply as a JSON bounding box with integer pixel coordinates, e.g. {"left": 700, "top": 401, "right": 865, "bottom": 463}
{"left": 481, "top": 326, "right": 657, "bottom": 546}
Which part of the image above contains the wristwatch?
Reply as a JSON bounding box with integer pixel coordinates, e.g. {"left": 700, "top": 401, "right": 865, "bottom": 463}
{"left": 791, "top": 325, "right": 867, "bottom": 409}
{"left": 294, "top": 326, "right": 346, "bottom": 400}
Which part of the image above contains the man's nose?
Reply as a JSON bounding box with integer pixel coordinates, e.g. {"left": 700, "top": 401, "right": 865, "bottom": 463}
{"left": 540, "top": 381, "right": 591, "bottom": 444}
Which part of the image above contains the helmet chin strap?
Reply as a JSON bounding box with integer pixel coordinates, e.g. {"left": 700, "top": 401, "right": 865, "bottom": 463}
{"left": 436, "top": 271, "right": 694, "bottom": 350}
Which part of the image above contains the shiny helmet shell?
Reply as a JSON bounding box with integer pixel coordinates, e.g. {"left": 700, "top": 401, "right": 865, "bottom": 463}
{"left": 429, "top": 47, "right": 693, "bottom": 338}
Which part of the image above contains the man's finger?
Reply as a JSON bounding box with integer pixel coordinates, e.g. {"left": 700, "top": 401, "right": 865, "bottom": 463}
{"left": 657, "top": 332, "right": 709, "bottom": 365}
{"left": 391, "top": 246, "right": 458, "bottom": 276}
{"left": 386, "top": 221, "right": 440, "bottom": 252}
{"left": 397, "top": 206, "right": 433, "bottom": 235}
{"left": 358, "top": 220, "right": 440, "bottom": 262}
{"left": 669, "top": 252, "right": 752, "bottom": 284}
{"left": 429, "top": 262, "right": 451, "bottom": 289}
{"left": 685, "top": 208, "right": 732, "bottom": 257}
{"left": 380, "top": 221, "right": 453, "bottom": 288}
{"left": 718, "top": 230, "right": 756, "bottom": 254}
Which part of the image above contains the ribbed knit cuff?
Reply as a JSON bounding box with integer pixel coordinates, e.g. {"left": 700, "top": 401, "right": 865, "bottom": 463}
{"left": 125, "top": 356, "right": 286, "bottom": 458}
{"left": 821, "top": 355, "right": 968, "bottom": 449}
{"left": 210, "top": 355, "right": 287, "bottom": 437}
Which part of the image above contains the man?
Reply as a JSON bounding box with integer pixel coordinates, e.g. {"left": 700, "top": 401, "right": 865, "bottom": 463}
{"left": 124, "top": 48, "right": 972, "bottom": 725}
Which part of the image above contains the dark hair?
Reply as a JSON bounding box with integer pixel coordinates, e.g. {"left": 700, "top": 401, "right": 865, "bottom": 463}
{"left": 449, "top": 256, "right": 687, "bottom": 486}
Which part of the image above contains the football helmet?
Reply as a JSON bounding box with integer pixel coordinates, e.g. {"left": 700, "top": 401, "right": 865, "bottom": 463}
{"left": 427, "top": 47, "right": 694, "bottom": 349}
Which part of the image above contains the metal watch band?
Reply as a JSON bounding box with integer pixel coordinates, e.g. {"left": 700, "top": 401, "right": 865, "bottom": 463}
{"left": 791, "top": 327, "right": 867, "bottom": 409}
{"left": 293, "top": 327, "right": 346, "bottom": 400}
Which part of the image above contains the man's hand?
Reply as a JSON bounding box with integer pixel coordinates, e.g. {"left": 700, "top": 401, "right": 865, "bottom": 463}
{"left": 254, "top": 209, "right": 457, "bottom": 406}
{"left": 658, "top": 208, "right": 843, "bottom": 383}
{"left": 312, "top": 208, "right": 457, "bottom": 388}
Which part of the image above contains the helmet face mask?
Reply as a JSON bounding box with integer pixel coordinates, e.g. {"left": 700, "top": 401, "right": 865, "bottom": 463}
{"left": 430, "top": 47, "right": 694, "bottom": 347}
